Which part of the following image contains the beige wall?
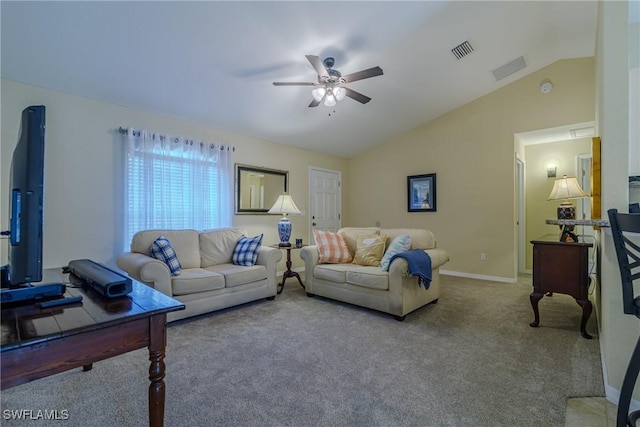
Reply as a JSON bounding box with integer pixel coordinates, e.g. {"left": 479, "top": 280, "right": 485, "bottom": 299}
{"left": 596, "top": 0, "right": 639, "bottom": 406}
{"left": 0, "top": 79, "right": 347, "bottom": 272}
{"left": 346, "top": 58, "right": 595, "bottom": 281}
{"left": 524, "top": 138, "right": 591, "bottom": 270}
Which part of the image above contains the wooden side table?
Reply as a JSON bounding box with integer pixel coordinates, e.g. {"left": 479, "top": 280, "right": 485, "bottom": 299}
{"left": 530, "top": 236, "right": 593, "bottom": 339}
{"left": 270, "top": 244, "right": 306, "bottom": 294}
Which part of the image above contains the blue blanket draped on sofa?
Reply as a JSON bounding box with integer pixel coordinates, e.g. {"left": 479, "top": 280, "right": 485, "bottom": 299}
{"left": 388, "top": 250, "right": 432, "bottom": 288}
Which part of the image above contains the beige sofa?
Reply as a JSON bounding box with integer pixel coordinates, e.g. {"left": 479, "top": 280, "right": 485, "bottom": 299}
{"left": 116, "top": 228, "right": 282, "bottom": 322}
{"left": 300, "top": 227, "right": 449, "bottom": 320}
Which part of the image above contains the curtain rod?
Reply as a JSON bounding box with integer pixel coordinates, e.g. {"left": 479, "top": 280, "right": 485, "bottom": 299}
{"left": 118, "top": 127, "right": 235, "bottom": 151}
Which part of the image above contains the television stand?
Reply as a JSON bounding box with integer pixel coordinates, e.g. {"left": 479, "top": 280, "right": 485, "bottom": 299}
{"left": 0, "top": 282, "right": 66, "bottom": 305}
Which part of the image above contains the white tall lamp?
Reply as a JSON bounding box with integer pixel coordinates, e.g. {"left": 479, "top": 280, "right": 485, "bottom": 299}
{"left": 268, "top": 193, "right": 301, "bottom": 247}
{"left": 547, "top": 175, "right": 589, "bottom": 241}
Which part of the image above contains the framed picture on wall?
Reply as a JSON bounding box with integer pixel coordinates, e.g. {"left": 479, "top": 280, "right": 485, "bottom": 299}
{"left": 407, "top": 173, "right": 436, "bottom": 212}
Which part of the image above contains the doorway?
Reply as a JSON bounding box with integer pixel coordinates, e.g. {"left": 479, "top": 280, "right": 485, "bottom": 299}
{"left": 308, "top": 167, "right": 342, "bottom": 243}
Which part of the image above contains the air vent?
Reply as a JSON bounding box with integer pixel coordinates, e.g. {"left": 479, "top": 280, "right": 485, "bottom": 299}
{"left": 492, "top": 56, "right": 527, "bottom": 81}
{"left": 451, "top": 41, "right": 474, "bottom": 60}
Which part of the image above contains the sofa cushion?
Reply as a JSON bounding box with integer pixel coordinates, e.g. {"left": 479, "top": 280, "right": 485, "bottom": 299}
{"left": 313, "top": 229, "right": 353, "bottom": 263}
{"left": 314, "top": 264, "right": 350, "bottom": 282}
{"left": 132, "top": 229, "right": 201, "bottom": 269}
{"left": 314, "top": 264, "right": 389, "bottom": 290}
{"left": 232, "top": 234, "right": 263, "bottom": 266}
{"left": 352, "top": 234, "right": 387, "bottom": 267}
{"left": 346, "top": 267, "right": 389, "bottom": 290}
{"left": 171, "top": 268, "right": 225, "bottom": 296}
{"left": 380, "top": 234, "right": 412, "bottom": 271}
{"left": 200, "top": 228, "right": 246, "bottom": 267}
{"left": 150, "top": 236, "right": 183, "bottom": 276}
{"left": 206, "top": 264, "right": 266, "bottom": 288}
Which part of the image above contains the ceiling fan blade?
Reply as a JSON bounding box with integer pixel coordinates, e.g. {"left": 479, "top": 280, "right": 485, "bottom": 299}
{"left": 344, "top": 87, "right": 371, "bottom": 104}
{"left": 341, "top": 66, "right": 384, "bottom": 84}
{"left": 305, "top": 55, "right": 329, "bottom": 79}
{"left": 273, "top": 82, "right": 315, "bottom": 86}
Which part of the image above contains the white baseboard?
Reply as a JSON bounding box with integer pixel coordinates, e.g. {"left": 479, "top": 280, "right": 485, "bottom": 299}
{"left": 440, "top": 270, "right": 517, "bottom": 284}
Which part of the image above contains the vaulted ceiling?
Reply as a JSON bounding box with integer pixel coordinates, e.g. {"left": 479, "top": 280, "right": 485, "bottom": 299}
{"left": 1, "top": 1, "right": 598, "bottom": 158}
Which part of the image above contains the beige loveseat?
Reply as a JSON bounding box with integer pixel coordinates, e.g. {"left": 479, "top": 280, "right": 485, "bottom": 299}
{"left": 300, "top": 227, "right": 449, "bottom": 320}
{"left": 116, "top": 228, "right": 282, "bottom": 322}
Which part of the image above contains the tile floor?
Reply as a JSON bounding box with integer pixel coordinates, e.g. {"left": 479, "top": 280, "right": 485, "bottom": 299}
{"left": 564, "top": 397, "right": 617, "bottom": 426}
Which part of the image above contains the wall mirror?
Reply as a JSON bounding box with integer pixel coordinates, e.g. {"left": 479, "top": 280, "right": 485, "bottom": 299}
{"left": 235, "top": 164, "right": 288, "bottom": 214}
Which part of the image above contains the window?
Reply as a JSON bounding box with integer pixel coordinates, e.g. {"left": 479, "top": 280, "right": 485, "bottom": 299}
{"left": 122, "top": 129, "right": 234, "bottom": 248}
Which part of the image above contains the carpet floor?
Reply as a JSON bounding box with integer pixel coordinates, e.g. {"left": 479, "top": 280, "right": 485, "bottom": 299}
{"left": 0, "top": 274, "right": 604, "bottom": 426}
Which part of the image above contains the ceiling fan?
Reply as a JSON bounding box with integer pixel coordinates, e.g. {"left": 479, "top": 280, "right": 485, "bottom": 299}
{"left": 273, "top": 55, "right": 383, "bottom": 107}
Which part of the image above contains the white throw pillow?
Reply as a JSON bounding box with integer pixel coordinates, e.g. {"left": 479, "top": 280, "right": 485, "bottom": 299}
{"left": 380, "top": 234, "right": 411, "bottom": 271}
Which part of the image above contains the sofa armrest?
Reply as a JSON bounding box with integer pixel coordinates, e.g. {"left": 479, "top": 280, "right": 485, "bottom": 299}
{"left": 116, "top": 252, "right": 173, "bottom": 297}
{"left": 387, "top": 248, "right": 449, "bottom": 275}
{"left": 299, "top": 245, "right": 319, "bottom": 290}
{"left": 256, "top": 246, "right": 283, "bottom": 291}
{"left": 424, "top": 248, "right": 449, "bottom": 269}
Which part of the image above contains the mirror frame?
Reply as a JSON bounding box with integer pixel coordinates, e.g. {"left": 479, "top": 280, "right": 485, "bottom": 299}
{"left": 235, "top": 164, "right": 288, "bottom": 214}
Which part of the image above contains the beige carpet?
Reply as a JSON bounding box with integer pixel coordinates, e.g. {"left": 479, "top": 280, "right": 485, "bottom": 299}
{"left": 0, "top": 275, "right": 604, "bottom": 426}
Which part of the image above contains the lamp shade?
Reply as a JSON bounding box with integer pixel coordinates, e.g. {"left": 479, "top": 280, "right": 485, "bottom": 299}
{"left": 268, "top": 194, "right": 301, "bottom": 215}
{"left": 268, "top": 193, "right": 301, "bottom": 247}
{"left": 547, "top": 175, "right": 588, "bottom": 201}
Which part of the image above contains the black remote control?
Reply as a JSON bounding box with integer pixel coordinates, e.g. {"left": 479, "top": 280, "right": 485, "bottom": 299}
{"left": 38, "top": 295, "right": 83, "bottom": 309}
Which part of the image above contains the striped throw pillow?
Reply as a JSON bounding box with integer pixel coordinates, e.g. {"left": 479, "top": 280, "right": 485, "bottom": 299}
{"left": 313, "top": 229, "right": 353, "bottom": 264}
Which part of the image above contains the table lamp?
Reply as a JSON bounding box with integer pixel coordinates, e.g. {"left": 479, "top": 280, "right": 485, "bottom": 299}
{"left": 268, "top": 193, "right": 301, "bottom": 247}
{"left": 547, "top": 175, "right": 588, "bottom": 241}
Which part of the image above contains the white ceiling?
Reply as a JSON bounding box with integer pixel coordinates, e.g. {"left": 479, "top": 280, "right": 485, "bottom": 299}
{"left": 1, "top": 1, "right": 598, "bottom": 158}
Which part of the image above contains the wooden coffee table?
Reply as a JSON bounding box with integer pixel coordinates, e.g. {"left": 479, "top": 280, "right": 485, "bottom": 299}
{"left": 1, "top": 269, "right": 184, "bottom": 426}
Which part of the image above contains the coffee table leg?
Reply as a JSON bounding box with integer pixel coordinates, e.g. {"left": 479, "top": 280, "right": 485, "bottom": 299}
{"left": 148, "top": 315, "right": 167, "bottom": 427}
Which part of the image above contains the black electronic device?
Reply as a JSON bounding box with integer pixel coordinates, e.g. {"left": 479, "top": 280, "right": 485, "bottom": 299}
{"left": 67, "top": 259, "right": 132, "bottom": 298}
{"left": 37, "top": 295, "right": 82, "bottom": 309}
{"left": 0, "top": 282, "right": 66, "bottom": 304}
{"left": 2, "top": 106, "right": 47, "bottom": 288}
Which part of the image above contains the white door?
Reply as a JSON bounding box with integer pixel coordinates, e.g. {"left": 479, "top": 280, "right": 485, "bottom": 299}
{"left": 309, "top": 167, "right": 342, "bottom": 243}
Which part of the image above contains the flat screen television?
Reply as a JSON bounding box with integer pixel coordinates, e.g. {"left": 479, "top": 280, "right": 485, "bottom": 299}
{"left": 2, "top": 105, "right": 46, "bottom": 288}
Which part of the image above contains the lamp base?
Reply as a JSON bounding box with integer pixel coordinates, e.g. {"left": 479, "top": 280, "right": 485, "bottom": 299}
{"left": 557, "top": 205, "right": 576, "bottom": 220}
{"left": 557, "top": 202, "right": 576, "bottom": 233}
{"left": 277, "top": 216, "right": 292, "bottom": 247}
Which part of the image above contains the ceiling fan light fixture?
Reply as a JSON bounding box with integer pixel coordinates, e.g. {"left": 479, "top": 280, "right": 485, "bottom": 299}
{"left": 312, "top": 87, "right": 326, "bottom": 102}
{"left": 334, "top": 87, "right": 346, "bottom": 101}
{"left": 324, "top": 94, "right": 337, "bottom": 107}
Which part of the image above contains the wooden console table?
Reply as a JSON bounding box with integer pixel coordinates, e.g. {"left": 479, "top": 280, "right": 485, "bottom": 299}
{"left": 1, "top": 269, "right": 184, "bottom": 426}
{"left": 529, "top": 236, "right": 593, "bottom": 339}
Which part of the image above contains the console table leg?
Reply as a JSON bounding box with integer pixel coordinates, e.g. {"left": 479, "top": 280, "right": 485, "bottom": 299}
{"left": 576, "top": 299, "right": 593, "bottom": 339}
{"left": 529, "top": 292, "right": 543, "bottom": 327}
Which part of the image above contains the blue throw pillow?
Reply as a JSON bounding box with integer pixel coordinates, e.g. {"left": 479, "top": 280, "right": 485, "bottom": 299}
{"left": 232, "top": 234, "right": 263, "bottom": 266}
{"left": 380, "top": 234, "right": 411, "bottom": 271}
{"left": 150, "top": 236, "right": 182, "bottom": 276}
